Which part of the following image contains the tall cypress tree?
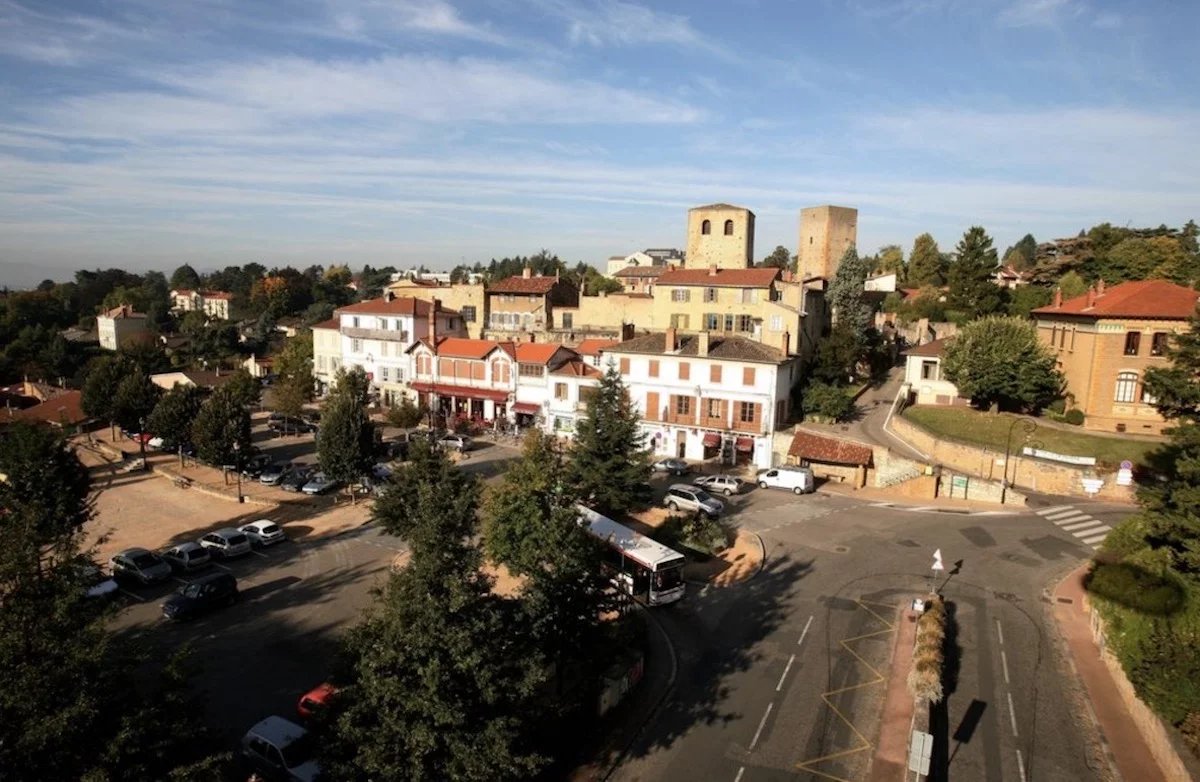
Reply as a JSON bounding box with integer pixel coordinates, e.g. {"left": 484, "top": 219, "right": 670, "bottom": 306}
{"left": 947, "top": 226, "right": 1004, "bottom": 317}
{"left": 827, "top": 244, "right": 871, "bottom": 334}
{"left": 568, "top": 364, "right": 650, "bottom": 516}
{"left": 317, "top": 367, "right": 375, "bottom": 500}
{"left": 908, "top": 233, "right": 944, "bottom": 287}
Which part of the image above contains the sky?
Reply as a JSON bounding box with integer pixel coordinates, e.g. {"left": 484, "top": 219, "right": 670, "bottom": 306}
{"left": 1, "top": 0, "right": 1198, "bottom": 287}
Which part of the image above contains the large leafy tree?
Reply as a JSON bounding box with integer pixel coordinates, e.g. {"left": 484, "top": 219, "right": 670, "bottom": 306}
{"left": 941, "top": 317, "right": 1062, "bottom": 413}
{"left": 875, "top": 244, "right": 906, "bottom": 280}
{"left": 147, "top": 384, "right": 206, "bottom": 450}
{"left": 0, "top": 423, "right": 223, "bottom": 780}
{"left": 908, "top": 233, "right": 944, "bottom": 287}
{"left": 224, "top": 368, "right": 262, "bottom": 409}
{"left": 317, "top": 368, "right": 376, "bottom": 499}
{"left": 827, "top": 244, "right": 871, "bottom": 335}
{"left": 1101, "top": 236, "right": 1196, "bottom": 284}
{"left": 947, "top": 226, "right": 1004, "bottom": 318}
{"left": 81, "top": 355, "right": 130, "bottom": 436}
{"left": 1002, "top": 233, "right": 1038, "bottom": 270}
{"left": 568, "top": 364, "right": 650, "bottom": 515}
{"left": 323, "top": 442, "right": 547, "bottom": 781}
{"left": 191, "top": 385, "right": 251, "bottom": 466}
{"left": 169, "top": 264, "right": 202, "bottom": 290}
{"left": 112, "top": 372, "right": 162, "bottom": 433}
{"left": 760, "top": 245, "right": 793, "bottom": 270}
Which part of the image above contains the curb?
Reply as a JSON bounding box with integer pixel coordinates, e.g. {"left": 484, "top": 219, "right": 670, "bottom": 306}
{"left": 683, "top": 529, "right": 767, "bottom": 588}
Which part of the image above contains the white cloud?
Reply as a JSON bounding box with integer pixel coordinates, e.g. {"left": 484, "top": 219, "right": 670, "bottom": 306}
{"left": 539, "top": 0, "right": 732, "bottom": 59}
{"left": 997, "top": 0, "right": 1084, "bottom": 28}
{"left": 322, "top": 0, "right": 510, "bottom": 45}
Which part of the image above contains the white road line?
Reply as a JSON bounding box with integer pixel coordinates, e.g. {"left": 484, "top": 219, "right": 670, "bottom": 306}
{"left": 798, "top": 614, "right": 814, "bottom": 647}
{"left": 734, "top": 767, "right": 745, "bottom": 782}
{"left": 1079, "top": 529, "right": 1111, "bottom": 543}
{"left": 1044, "top": 508, "right": 1081, "bottom": 520}
{"left": 1007, "top": 691, "right": 1019, "bottom": 737}
{"left": 1051, "top": 513, "right": 1090, "bottom": 525}
{"left": 1037, "top": 505, "right": 1073, "bottom": 516}
{"left": 1016, "top": 749, "right": 1027, "bottom": 782}
{"left": 1062, "top": 520, "right": 1104, "bottom": 532}
{"left": 1000, "top": 649, "right": 1011, "bottom": 685}
{"left": 776, "top": 654, "right": 796, "bottom": 692}
{"left": 750, "top": 702, "right": 774, "bottom": 751}
{"left": 995, "top": 618, "right": 1005, "bottom": 647}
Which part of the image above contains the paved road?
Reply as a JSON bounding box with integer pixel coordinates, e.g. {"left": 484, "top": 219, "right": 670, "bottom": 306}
{"left": 613, "top": 491, "right": 1134, "bottom": 782}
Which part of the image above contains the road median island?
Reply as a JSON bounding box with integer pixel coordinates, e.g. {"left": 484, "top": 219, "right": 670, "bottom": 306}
{"left": 869, "top": 602, "right": 920, "bottom": 781}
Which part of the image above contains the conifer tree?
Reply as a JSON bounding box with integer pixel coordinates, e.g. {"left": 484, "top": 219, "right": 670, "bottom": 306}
{"left": 947, "top": 226, "right": 1004, "bottom": 317}
{"left": 568, "top": 364, "right": 650, "bottom": 515}
{"left": 908, "top": 233, "right": 944, "bottom": 287}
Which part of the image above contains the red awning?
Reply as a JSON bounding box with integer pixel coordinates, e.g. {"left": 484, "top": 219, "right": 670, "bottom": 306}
{"left": 702, "top": 432, "right": 721, "bottom": 448}
{"left": 409, "top": 381, "right": 509, "bottom": 403}
{"left": 735, "top": 437, "right": 755, "bottom": 453}
{"left": 513, "top": 402, "right": 540, "bottom": 415}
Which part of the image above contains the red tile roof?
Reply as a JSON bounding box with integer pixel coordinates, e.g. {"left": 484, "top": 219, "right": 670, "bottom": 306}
{"left": 431, "top": 337, "right": 515, "bottom": 360}
{"left": 574, "top": 338, "right": 618, "bottom": 356}
{"left": 905, "top": 337, "right": 954, "bottom": 358}
{"left": 1032, "top": 280, "right": 1200, "bottom": 320}
{"left": 487, "top": 275, "right": 565, "bottom": 295}
{"left": 310, "top": 318, "right": 341, "bottom": 330}
{"left": 514, "top": 343, "right": 573, "bottom": 365}
{"left": 788, "top": 431, "right": 873, "bottom": 466}
{"left": 552, "top": 359, "right": 601, "bottom": 378}
{"left": 336, "top": 296, "right": 457, "bottom": 317}
{"left": 614, "top": 266, "right": 666, "bottom": 278}
{"left": 200, "top": 290, "right": 233, "bottom": 300}
{"left": 656, "top": 267, "right": 780, "bottom": 288}
{"left": 1, "top": 390, "right": 88, "bottom": 428}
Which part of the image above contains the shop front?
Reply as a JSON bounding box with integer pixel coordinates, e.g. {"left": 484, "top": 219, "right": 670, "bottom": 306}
{"left": 644, "top": 424, "right": 771, "bottom": 470}
{"left": 410, "top": 381, "right": 509, "bottom": 430}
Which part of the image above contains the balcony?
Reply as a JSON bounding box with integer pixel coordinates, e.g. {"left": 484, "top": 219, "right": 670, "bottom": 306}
{"left": 341, "top": 326, "right": 411, "bottom": 342}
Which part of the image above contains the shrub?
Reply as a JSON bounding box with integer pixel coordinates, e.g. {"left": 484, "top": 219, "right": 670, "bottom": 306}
{"left": 652, "top": 513, "right": 730, "bottom": 556}
{"left": 1063, "top": 408, "right": 1085, "bottom": 425}
{"left": 1084, "top": 562, "right": 1185, "bottom": 616}
{"left": 907, "top": 596, "right": 948, "bottom": 704}
{"left": 802, "top": 382, "right": 856, "bottom": 423}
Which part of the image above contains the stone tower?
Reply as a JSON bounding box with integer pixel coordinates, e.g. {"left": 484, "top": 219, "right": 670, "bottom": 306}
{"left": 798, "top": 205, "right": 858, "bottom": 280}
{"left": 685, "top": 203, "right": 755, "bottom": 270}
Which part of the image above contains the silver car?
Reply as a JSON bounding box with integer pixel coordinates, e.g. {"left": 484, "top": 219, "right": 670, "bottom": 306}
{"left": 240, "top": 519, "right": 286, "bottom": 547}
{"left": 198, "top": 528, "right": 252, "bottom": 559}
{"left": 664, "top": 484, "right": 725, "bottom": 518}
{"left": 110, "top": 548, "right": 173, "bottom": 586}
{"left": 692, "top": 474, "right": 745, "bottom": 496}
{"left": 162, "top": 541, "right": 212, "bottom": 572}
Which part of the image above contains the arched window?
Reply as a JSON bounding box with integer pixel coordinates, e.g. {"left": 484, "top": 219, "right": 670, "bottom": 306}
{"left": 1114, "top": 371, "right": 1138, "bottom": 403}
{"left": 701, "top": 219, "right": 711, "bottom": 235}
{"left": 724, "top": 219, "right": 734, "bottom": 235}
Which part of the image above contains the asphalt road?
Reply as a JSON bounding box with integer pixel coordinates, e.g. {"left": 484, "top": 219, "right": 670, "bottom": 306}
{"left": 612, "top": 490, "right": 1135, "bottom": 782}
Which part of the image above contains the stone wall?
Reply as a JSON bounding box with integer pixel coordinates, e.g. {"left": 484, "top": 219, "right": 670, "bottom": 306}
{"left": 891, "top": 413, "right": 1136, "bottom": 503}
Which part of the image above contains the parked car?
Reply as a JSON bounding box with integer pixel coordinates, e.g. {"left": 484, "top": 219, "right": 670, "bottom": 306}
{"left": 279, "top": 466, "right": 315, "bottom": 492}
{"left": 109, "top": 548, "right": 173, "bottom": 586}
{"left": 269, "top": 416, "right": 315, "bottom": 434}
{"left": 198, "top": 528, "right": 252, "bottom": 559}
{"left": 147, "top": 436, "right": 166, "bottom": 450}
{"left": 663, "top": 484, "right": 725, "bottom": 518}
{"left": 161, "top": 541, "right": 212, "bottom": 572}
{"left": 240, "top": 519, "right": 286, "bottom": 547}
{"left": 161, "top": 571, "right": 239, "bottom": 621}
{"left": 371, "top": 462, "right": 393, "bottom": 480}
{"left": 259, "top": 461, "right": 291, "bottom": 485}
{"left": 692, "top": 474, "right": 745, "bottom": 496}
{"left": 438, "top": 433, "right": 472, "bottom": 452}
{"left": 121, "top": 430, "right": 154, "bottom": 445}
{"left": 241, "top": 716, "right": 322, "bottom": 782}
{"left": 301, "top": 472, "right": 339, "bottom": 495}
{"left": 81, "top": 565, "right": 119, "bottom": 600}
{"left": 241, "top": 453, "right": 274, "bottom": 479}
{"left": 652, "top": 457, "right": 691, "bottom": 476}
{"left": 380, "top": 439, "right": 408, "bottom": 461}
{"left": 756, "top": 466, "right": 815, "bottom": 495}
{"left": 296, "top": 683, "right": 339, "bottom": 722}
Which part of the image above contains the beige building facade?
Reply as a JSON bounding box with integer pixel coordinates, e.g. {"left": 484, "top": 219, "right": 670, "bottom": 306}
{"left": 798, "top": 205, "right": 858, "bottom": 281}
{"left": 685, "top": 204, "right": 754, "bottom": 270}
{"left": 387, "top": 279, "right": 487, "bottom": 339}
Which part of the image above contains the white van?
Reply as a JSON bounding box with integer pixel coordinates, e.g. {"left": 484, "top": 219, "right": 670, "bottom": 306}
{"left": 756, "top": 466, "right": 815, "bottom": 495}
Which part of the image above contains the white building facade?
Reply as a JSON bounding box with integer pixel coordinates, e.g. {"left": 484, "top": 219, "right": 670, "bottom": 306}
{"left": 170, "top": 289, "right": 232, "bottom": 320}
{"left": 97, "top": 305, "right": 150, "bottom": 351}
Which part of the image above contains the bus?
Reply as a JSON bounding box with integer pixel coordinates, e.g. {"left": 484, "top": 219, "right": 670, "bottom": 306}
{"left": 577, "top": 505, "right": 686, "bottom": 606}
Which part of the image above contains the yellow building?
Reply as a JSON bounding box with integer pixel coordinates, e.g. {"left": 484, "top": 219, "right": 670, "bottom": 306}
{"left": 685, "top": 203, "right": 754, "bottom": 270}
{"left": 1032, "top": 279, "right": 1199, "bottom": 435}
{"left": 798, "top": 205, "right": 858, "bottom": 281}
{"left": 387, "top": 279, "right": 487, "bottom": 338}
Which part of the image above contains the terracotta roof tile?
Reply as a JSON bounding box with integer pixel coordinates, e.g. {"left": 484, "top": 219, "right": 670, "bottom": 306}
{"left": 606, "top": 332, "right": 787, "bottom": 363}
{"left": 1032, "top": 280, "right": 1200, "bottom": 320}
{"left": 551, "top": 359, "right": 601, "bottom": 378}
{"left": 433, "top": 337, "right": 515, "bottom": 360}
{"left": 574, "top": 338, "right": 618, "bottom": 356}
{"left": 614, "top": 266, "right": 666, "bottom": 278}
{"left": 310, "top": 318, "right": 341, "bottom": 330}
{"left": 200, "top": 290, "right": 233, "bottom": 300}
{"left": 487, "top": 275, "right": 566, "bottom": 295}
{"left": 514, "top": 343, "right": 571, "bottom": 365}
{"left": 905, "top": 337, "right": 954, "bottom": 358}
{"left": 656, "top": 267, "right": 780, "bottom": 288}
{"left": 336, "top": 296, "right": 449, "bottom": 316}
{"left": 4, "top": 390, "right": 88, "bottom": 427}
{"left": 788, "top": 431, "right": 873, "bottom": 466}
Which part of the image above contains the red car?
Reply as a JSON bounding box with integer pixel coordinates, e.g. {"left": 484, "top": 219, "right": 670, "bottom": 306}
{"left": 297, "top": 682, "right": 339, "bottom": 721}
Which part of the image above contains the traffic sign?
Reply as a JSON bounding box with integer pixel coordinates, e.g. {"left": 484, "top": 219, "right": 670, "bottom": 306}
{"left": 909, "top": 730, "right": 933, "bottom": 774}
{"left": 932, "top": 548, "right": 944, "bottom": 572}
{"left": 1120, "top": 460, "right": 1133, "bottom": 470}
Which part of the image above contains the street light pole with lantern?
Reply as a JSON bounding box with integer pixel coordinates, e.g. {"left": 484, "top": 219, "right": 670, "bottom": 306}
{"left": 232, "top": 440, "right": 244, "bottom": 503}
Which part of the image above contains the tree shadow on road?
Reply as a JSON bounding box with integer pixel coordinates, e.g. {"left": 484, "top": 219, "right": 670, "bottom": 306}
{"left": 929, "top": 599, "right": 961, "bottom": 782}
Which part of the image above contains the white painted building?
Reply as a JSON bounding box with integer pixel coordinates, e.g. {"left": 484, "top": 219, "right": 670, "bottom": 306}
{"left": 170, "top": 289, "right": 233, "bottom": 320}
{"left": 408, "top": 337, "right": 517, "bottom": 423}
{"left": 902, "top": 337, "right": 961, "bottom": 406}
{"left": 603, "top": 329, "right": 799, "bottom": 470}
{"left": 97, "top": 305, "right": 150, "bottom": 351}
{"left": 510, "top": 342, "right": 583, "bottom": 425}
{"left": 311, "top": 318, "right": 343, "bottom": 395}
{"left": 543, "top": 358, "right": 602, "bottom": 437}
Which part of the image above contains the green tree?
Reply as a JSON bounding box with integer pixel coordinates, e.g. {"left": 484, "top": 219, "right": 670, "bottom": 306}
{"left": 1057, "top": 270, "right": 1088, "bottom": 299}
{"left": 875, "top": 244, "right": 906, "bottom": 280}
{"left": 908, "top": 233, "right": 944, "bottom": 287}
{"left": 1101, "top": 236, "right": 1194, "bottom": 284}
{"left": 1002, "top": 233, "right": 1038, "bottom": 270}
{"left": 760, "top": 245, "right": 792, "bottom": 270}
{"left": 224, "top": 368, "right": 262, "bottom": 409}
{"left": 147, "top": 385, "right": 206, "bottom": 451}
{"left": 317, "top": 368, "right": 376, "bottom": 501}
{"left": 801, "top": 381, "right": 856, "bottom": 422}
{"left": 324, "top": 442, "right": 547, "bottom": 781}
{"left": 811, "top": 323, "right": 865, "bottom": 386}
{"left": 941, "top": 317, "right": 1062, "bottom": 412}
{"left": 1006, "top": 284, "right": 1053, "bottom": 318}
{"left": 191, "top": 386, "right": 251, "bottom": 467}
{"left": 82, "top": 356, "right": 130, "bottom": 437}
{"left": 947, "top": 226, "right": 1004, "bottom": 318}
{"left": 386, "top": 396, "right": 426, "bottom": 429}
{"left": 169, "top": 264, "right": 201, "bottom": 291}
{"left": 112, "top": 372, "right": 162, "bottom": 433}
{"left": 828, "top": 244, "right": 871, "bottom": 335}
{"left": 568, "top": 364, "right": 650, "bottom": 515}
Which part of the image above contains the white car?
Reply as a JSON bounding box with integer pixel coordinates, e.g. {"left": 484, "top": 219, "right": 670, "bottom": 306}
{"left": 198, "top": 528, "right": 252, "bottom": 559}
{"left": 240, "top": 519, "right": 286, "bottom": 547}
{"left": 241, "top": 716, "right": 321, "bottom": 782}
{"left": 756, "top": 466, "right": 815, "bottom": 495}
{"left": 162, "top": 542, "right": 212, "bottom": 572}
{"left": 663, "top": 484, "right": 725, "bottom": 517}
{"left": 438, "top": 433, "right": 472, "bottom": 452}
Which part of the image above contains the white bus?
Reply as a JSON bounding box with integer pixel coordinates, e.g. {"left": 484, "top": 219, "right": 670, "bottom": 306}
{"left": 577, "top": 505, "right": 686, "bottom": 606}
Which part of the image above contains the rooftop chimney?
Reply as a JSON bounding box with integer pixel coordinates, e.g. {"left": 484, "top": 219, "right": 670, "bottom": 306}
{"left": 621, "top": 322, "right": 635, "bottom": 341}
{"left": 1085, "top": 286, "right": 1096, "bottom": 309}
{"left": 1097, "top": 278, "right": 1106, "bottom": 297}
{"left": 522, "top": 265, "right": 532, "bottom": 279}
{"left": 697, "top": 330, "right": 709, "bottom": 357}
{"left": 782, "top": 330, "right": 791, "bottom": 355}
{"left": 1053, "top": 288, "right": 1062, "bottom": 308}
{"left": 665, "top": 326, "right": 677, "bottom": 352}
{"left": 429, "top": 298, "right": 440, "bottom": 342}
{"left": 708, "top": 264, "right": 718, "bottom": 277}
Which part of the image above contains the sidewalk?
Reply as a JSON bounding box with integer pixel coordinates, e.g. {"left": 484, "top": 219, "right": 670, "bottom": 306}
{"left": 1052, "top": 565, "right": 1169, "bottom": 782}
{"left": 870, "top": 603, "right": 919, "bottom": 781}
{"left": 816, "top": 479, "right": 1025, "bottom": 514}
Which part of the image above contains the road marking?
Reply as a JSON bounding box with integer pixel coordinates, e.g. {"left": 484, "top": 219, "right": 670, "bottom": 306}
{"left": 1080, "top": 531, "right": 1111, "bottom": 545}
{"left": 1038, "top": 505, "right": 1074, "bottom": 517}
{"left": 776, "top": 654, "right": 796, "bottom": 692}
{"left": 212, "top": 563, "right": 232, "bottom": 571}
{"left": 1016, "top": 749, "right": 1027, "bottom": 782}
{"left": 1000, "top": 649, "right": 1011, "bottom": 685}
{"left": 1046, "top": 508, "right": 1084, "bottom": 521}
{"left": 1006, "top": 691, "right": 1019, "bottom": 737}
{"left": 119, "top": 588, "right": 146, "bottom": 602}
{"left": 995, "top": 618, "right": 1005, "bottom": 646}
{"left": 1052, "top": 513, "right": 1091, "bottom": 526}
{"left": 1062, "top": 520, "right": 1103, "bottom": 532}
{"left": 749, "top": 702, "right": 773, "bottom": 750}
{"left": 733, "top": 767, "right": 745, "bottom": 782}
{"left": 798, "top": 614, "right": 814, "bottom": 647}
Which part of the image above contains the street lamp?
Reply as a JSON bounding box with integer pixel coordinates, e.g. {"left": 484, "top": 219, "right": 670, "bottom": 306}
{"left": 138, "top": 416, "right": 148, "bottom": 472}
{"left": 232, "top": 440, "right": 244, "bottom": 503}
{"left": 1001, "top": 417, "right": 1037, "bottom": 504}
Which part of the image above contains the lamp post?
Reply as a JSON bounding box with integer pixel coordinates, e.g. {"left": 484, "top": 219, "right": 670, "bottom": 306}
{"left": 138, "top": 416, "right": 148, "bottom": 472}
{"left": 232, "top": 440, "right": 243, "bottom": 503}
{"left": 1001, "top": 417, "right": 1037, "bottom": 504}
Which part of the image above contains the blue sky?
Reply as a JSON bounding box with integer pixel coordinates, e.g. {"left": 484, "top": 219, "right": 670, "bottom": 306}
{"left": 1, "top": 0, "right": 1198, "bottom": 286}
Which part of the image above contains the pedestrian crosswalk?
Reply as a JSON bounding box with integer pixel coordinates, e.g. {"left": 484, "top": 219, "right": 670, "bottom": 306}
{"left": 1035, "top": 505, "right": 1112, "bottom": 549}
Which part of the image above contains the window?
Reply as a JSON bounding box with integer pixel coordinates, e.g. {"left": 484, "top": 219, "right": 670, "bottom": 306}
{"left": 1151, "top": 332, "right": 1168, "bottom": 356}
{"left": 723, "top": 314, "right": 734, "bottom": 332}
{"left": 678, "top": 362, "right": 690, "bottom": 380}
{"left": 1124, "top": 331, "right": 1140, "bottom": 356}
{"left": 723, "top": 219, "right": 734, "bottom": 235}
{"left": 648, "top": 360, "right": 659, "bottom": 378}
{"left": 707, "top": 399, "right": 721, "bottom": 418}
{"left": 380, "top": 342, "right": 389, "bottom": 357}
{"left": 619, "top": 357, "right": 630, "bottom": 374}
{"left": 352, "top": 316, "right": 360, "bottom": 328}
{"left": 561, "top": 312, "right": 573, "bottom": 329}
{"left": 1050, "top": 325, "right": 1057, "bottom": 347}
{"left": 491, "top": 359, "right": 510, "bottom": 383}
{"left": 395, "top": 368, "right": 405, "bottom": 382}
{"left": 743, "top": 367, "right": 756, "bottom": 386}
{"left": 417, "top": 355, "right": 431, "bottom": 374}
{"left": 704, "top": 313, "right": 719, "bottom": 330}
{"left": 461, "top": 305, "right": 476, "bottom": 323}
{"left": 710, "top": 365, "right": 722, "bottom": 383}
{"left": 675, "top": 396, "right": 691, "bottom": 416}
{"left": 555, "top": 382, "right": 568, "bottom": 400}
{"left": 770, "top": 315, "right": 783, "bottom": 331}
{"left": 1114, "top": 371, "right": 1138, "bottom": 403}
{"left": 645, "top": 391, "right": 659, "bottom": 420}
{"left": 921, "top": 360, "right": 938, "bottom": 380}
{"left": 351, "top": 338, "right": 363, "bottom": 353}
{"left": 394, "top": 319, "right": 402, "bottom": 330}
{"left": 671, "top": 288, "right": 691, "bottom": 302}
{"left": 736, "top": 315, "right": 754, "bottom": 333}
{"left": 519, "top": 363, "right": 544, "bottom": 378}
{"left": 741, "top": 289, "right": 758, "bottom": 304}
{"left": 1141, "top": 384, "right": 1157, "bottom": 405}
{"left": 670, "top": 314, "right": 690, "bottom": 329}
{"left": 701, "top": 219, "right": 711, "bottom": 235}
{"left": 381, "top": 367, "right": 389, "bottom": 382}
{"left": 704, "top": 287, "right": 718, "bottom": 303}
{"left": 738, "top": 401, "right": 757, "bottom": 423}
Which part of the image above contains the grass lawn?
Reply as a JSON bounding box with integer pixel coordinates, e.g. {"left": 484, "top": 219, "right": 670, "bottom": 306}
{"left": 902, "top": 406, "right": 1159, "bottom": 467}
